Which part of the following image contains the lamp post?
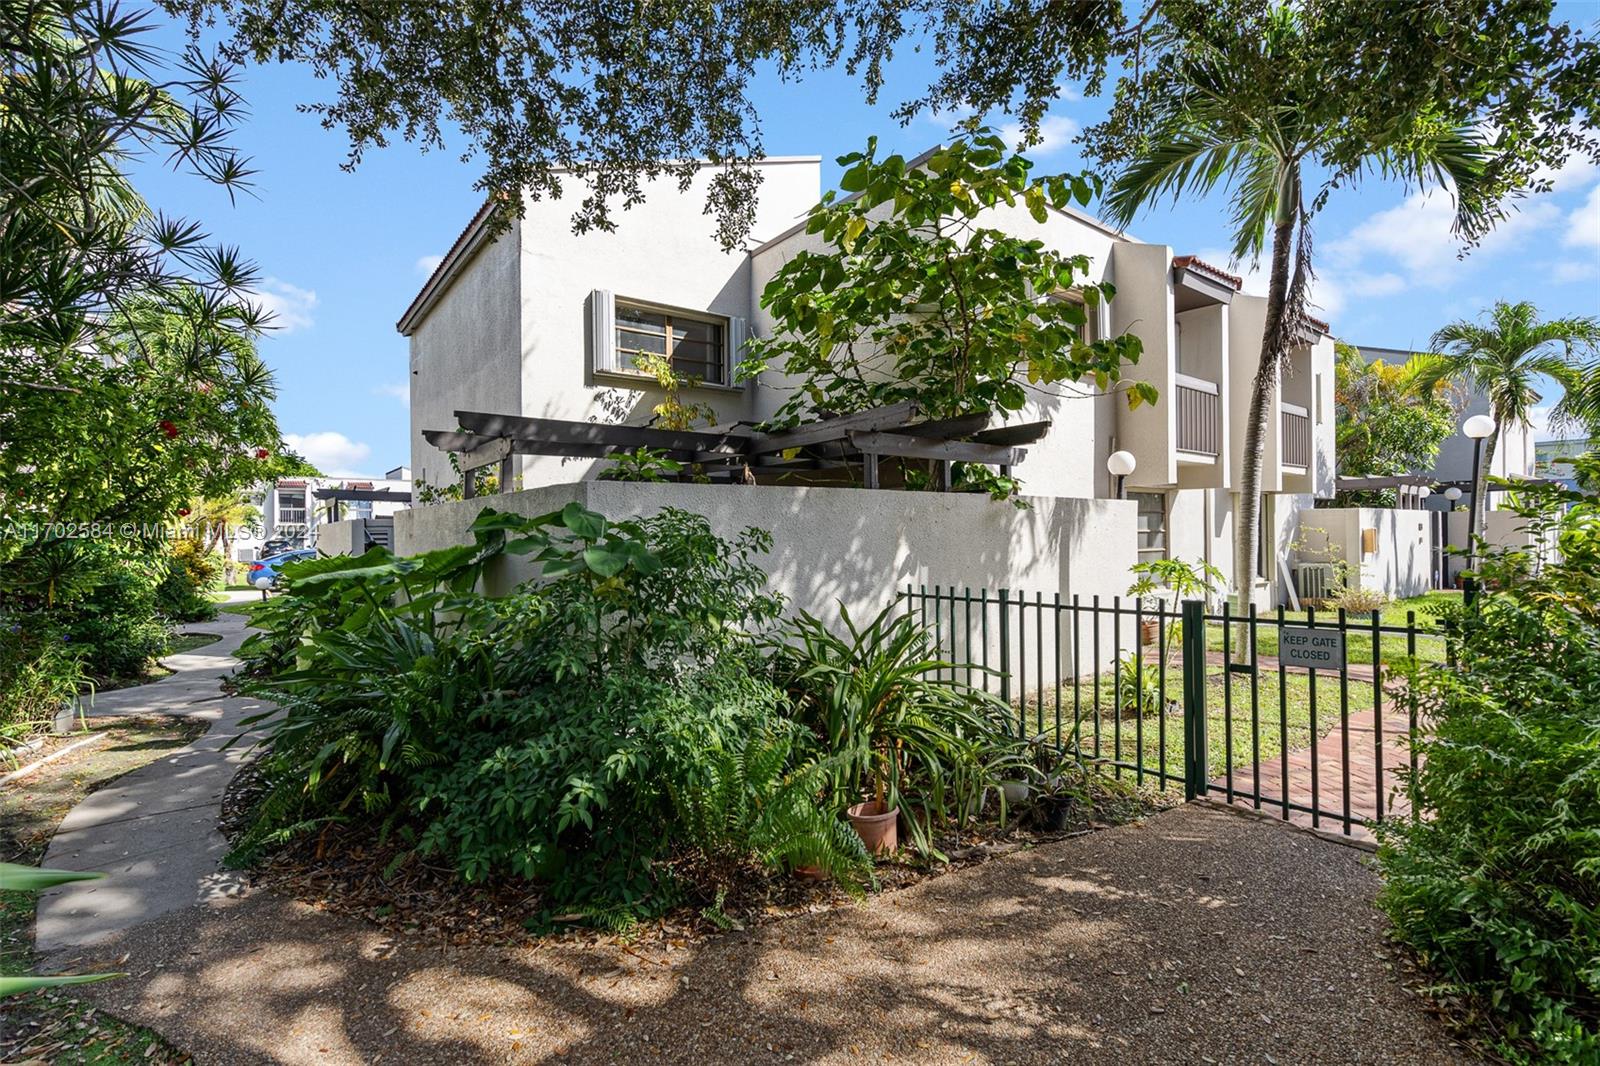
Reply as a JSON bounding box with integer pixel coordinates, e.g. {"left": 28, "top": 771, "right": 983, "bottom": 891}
{"left": 1107, "top": 450, "right": 1136, "bottom": 500}
{"left": 1463, "top": 414, "right": 1496, "bottom": 573}
{"left": 1443, "top": 485, "right": 1462, "bottom": 511}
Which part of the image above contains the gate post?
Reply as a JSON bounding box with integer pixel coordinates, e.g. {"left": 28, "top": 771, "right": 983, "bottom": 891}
{"left": 997, "top": 587, "right": 1012, "bottom": 714}
{"left": 1181, "top": 599, "right": 1208, "bottom": 801}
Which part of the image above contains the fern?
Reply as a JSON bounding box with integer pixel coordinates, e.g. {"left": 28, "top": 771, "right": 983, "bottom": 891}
{"left": 669, "top": 726, "right": 874, "bottom": 895}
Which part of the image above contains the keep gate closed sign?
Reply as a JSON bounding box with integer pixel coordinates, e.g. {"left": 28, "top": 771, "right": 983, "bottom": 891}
{"left": 1280, "top": 627, "right": 1345, "bottom": 668}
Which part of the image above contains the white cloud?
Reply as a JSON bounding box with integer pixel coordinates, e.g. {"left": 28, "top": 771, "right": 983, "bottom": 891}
{"left": 1327, "top": 188, "right": 1562, "bottom": 283}
{"left": 999, "top": 114, "right": 1079, "bottom": 157}
{"left": 372, "top": 382, "right": 410, "bottom": 408}
{"left": 249, "top": 277, "right": 318, "bottom": 333}
{"left": 283, "top": 431, "right": 372, "bottom": 477}
{"left": 1552, "top": 259, "right": 1599, "bottom": 284}
{"left": 1563, "top": 184, "right": 1600, "bottom": 249}
{"left": 415, "top": 254, "right": 445, "bottom": 277}
{"left": 1526, "top": 406, "right": 1557, "bottom": 441}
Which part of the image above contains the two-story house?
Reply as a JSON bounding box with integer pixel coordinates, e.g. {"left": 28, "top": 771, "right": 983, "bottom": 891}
{"left": 399, "top": 153, "right": 1335, "bottom": 607}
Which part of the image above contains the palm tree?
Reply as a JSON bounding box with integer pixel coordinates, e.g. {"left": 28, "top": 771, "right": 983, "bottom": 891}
{"left": 1422, "top": 302, "right": 1600, "bottom": 541}
{"left": 1097, "top": 7, "right": 1492, "bottom": 653}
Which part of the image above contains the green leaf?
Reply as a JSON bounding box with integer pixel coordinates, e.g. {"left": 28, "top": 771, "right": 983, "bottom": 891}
{"left": 582, "top": 547, "right": 627, "bottom": 578}
{"left": 0, "top": 863, "right": 105, "bottom": 891}
{"left": 0, "top": 973, "right": 121, "bottom": 998}
{"left": 561, "top": 502, "right": 606, "bottom": 541}
{"left": 839, "top": 165, "right": 870, "bottom": 193}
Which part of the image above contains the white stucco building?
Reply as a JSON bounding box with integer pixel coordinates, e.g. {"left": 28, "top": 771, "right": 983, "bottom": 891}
{"left": 396, "top": 153, "right": 1337, "bottom": 609}
{"left": 232, "top": 466, "right": 412, "bottom": 562}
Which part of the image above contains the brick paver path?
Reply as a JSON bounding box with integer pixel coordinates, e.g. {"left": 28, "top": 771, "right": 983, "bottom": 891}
{"left": 1206, "top": 652, "right": 1418, "bottom": 844}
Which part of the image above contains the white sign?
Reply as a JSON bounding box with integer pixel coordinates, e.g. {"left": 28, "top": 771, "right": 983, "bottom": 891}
{"left": 1280, "top": 627, "right": 1345, "bottom": 669}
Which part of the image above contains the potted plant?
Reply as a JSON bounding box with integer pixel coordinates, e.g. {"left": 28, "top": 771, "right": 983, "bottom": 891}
{"left": 1126, "top": 556, "right": 1224, "bottom": 673}
{"left": 779, "top": 604, "right": 1011, "bottom": 859}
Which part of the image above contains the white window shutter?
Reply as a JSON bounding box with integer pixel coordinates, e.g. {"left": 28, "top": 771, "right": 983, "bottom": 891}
{"left": 727, "top": 315, "right": 748, "bottom": 385}
{"left": 590, "top": 289, "right": 616, "bottom": 372}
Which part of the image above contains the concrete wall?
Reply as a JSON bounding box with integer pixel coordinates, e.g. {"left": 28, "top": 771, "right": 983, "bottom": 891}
{"left": 315, "top": 519, "right": 365, "bottom": 558}
{"left": 1295, "top": 507, "right": 1431, "bottom": 599}
{"left": 1110, "top": 242, "right": 1177, "bottom": 489}
{"left": 394, "top": 481, "right": 1139, "bottom": 671}
{"left": 410, "top": 222, "right": 524, "bottom": 492}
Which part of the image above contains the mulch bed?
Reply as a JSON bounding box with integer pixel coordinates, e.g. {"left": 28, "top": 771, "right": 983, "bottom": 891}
{"left": 219, "top": 755, "right": 1176, "bottom": 951}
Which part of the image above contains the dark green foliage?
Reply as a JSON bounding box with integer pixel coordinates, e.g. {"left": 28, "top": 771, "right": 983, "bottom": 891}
{"left": 775, "top": 605, "right": 1024, "bottom": 857}
{"left": 745, "top": 126, "right": 1150, "bottom": 432}
{"left": 161, "top": 0, "right": 1125, "bottom": 248}
{"left": 0, "top": 539, "right": 170, "bottom": 687}
{"left": 232, "top": 504, "right": 791, "bottom": 919}
{"left": 667, "top": 724, "right": 875, "bottom": 896}
{"left": 1378, "top": 485, "right": 1600, "bottom": 1063}
{"left": 0, "top": 625, "right": 88, "bottom": 740}
{"left": 155, "top": 540, "right": 222, "bottom": 623}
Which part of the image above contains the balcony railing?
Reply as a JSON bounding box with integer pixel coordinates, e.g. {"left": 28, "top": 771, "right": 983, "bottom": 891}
{"left": 1281, "top": 403, "right": 1311, "bottom": 469}
{"left": 278, "top": 509, "right": 307, "bottom": 526}
{"left": 1174, "top": 373, "right": 1220, "bottom": 456}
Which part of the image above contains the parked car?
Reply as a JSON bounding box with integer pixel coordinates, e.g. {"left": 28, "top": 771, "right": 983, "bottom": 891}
{"left": 248, "top": 548, "right": 317, "bottom": 590}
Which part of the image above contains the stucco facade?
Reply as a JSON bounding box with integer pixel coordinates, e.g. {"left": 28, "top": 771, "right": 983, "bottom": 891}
{"left": 397, "top": 152, "right": 1339, "bottom": 608}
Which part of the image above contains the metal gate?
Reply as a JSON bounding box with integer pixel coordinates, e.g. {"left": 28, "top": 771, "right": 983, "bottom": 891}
{"left": 901, "top": 585, "right": 1445, "bottom": 839}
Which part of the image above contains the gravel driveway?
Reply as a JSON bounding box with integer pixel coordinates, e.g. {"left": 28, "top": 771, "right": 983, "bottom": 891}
{"left": 62, "top": 802, "right": 1475, "bottom": 1064}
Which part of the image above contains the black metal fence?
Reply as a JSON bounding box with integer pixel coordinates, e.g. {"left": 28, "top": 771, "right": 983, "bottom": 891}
{"left": 899, "top": 584, "right": 1449, "bottom": 838}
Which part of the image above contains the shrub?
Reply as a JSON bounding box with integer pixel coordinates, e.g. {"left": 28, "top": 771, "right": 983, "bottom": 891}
{"left": 64, "top": 554, "right": 170, "bottom": 681}
{"left": 233, "top": 503, "right": 795, "bottom": 921}
{"left": 156, "top": 539, "right": 222, "bottom": 622}
{"left": 0, "top": 538, "right": 170, "bottom": 682}
{"left": 0, "top": 621, "right": 88, "bottom": 740}
{"left": 1328, "top": 584, "right": 1389, "bottom": 616}
{"left": 775, "top": 604, "right": 1021, "bottom": 856}
{"left": 1377, "top": 486, "right": 1600, "bottom": 1063}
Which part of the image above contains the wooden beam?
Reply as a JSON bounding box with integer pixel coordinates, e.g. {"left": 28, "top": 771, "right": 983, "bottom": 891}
{"left": 887, "top": 412, "right": 990, "bottom": 441}
{"left": 863, "top": 450, "right": 880, "bottom": 489}
{"left": 454, "top": 410, "right": 746, "bottom": 455}
{"left": 460, "top": 436, "right": 513, "bottom": 473}
{"left": 969, "top": 420, "right": 1051, "bottom": 446}
{"left": 424, "top": 429, "right": 495, "bottom": 453}
{"left": 747, "top": 401, "right": 920, "bottom": 455}
{"left": 848, "top": 431, "right": 1026, "bottom": 466}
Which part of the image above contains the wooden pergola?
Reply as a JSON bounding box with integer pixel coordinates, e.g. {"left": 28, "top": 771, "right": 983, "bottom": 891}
{"left": 312, "top": 486, "right": 413, "bottom": 521}
{"left": 422, "top": 401, "right": 1049, "bottom": 497}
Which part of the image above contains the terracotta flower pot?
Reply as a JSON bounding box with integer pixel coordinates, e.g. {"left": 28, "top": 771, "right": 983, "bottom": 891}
{"left": 846, "top": 801, "right": 899, "bottom": 856}
{"left": 1140, "top": 619, "right": 1160, "bottom": 645}
{"left": 792, "top": 864, "right": 829, "bottom": 882}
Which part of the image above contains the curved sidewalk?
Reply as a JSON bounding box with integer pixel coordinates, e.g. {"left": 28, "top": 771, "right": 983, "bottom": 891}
{"left": 36, "top": 604, "right": 274, "bottom": 961}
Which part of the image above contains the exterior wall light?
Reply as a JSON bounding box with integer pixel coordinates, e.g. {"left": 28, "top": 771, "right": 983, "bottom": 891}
{"left": 1107, "top": 450, "right": 1136, "bottom": 499}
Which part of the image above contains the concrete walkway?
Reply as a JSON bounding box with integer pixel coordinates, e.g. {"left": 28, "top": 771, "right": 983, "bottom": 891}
{"left": 64, "top": 803, "right": 1475, "bottom": 1065}
{"left": 36, "top": 603, "right": 273, "bottom": 959}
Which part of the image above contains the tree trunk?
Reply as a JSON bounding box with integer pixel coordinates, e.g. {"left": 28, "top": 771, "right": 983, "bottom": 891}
{"left": 1470, "top": 423, "right": 1501, "bottom": 567}
{"left": 1233, "top": 164, "right": 1305, "bottom": 662}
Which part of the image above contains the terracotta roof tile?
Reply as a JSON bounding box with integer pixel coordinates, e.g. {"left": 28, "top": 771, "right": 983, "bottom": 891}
{"left": 1172, "top": 255, "right": 1243, "bottom": 290}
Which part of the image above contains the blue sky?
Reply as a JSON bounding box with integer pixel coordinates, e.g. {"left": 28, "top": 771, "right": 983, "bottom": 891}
{"left": 132, "top": 10, "right": 1600, "bottom": 476}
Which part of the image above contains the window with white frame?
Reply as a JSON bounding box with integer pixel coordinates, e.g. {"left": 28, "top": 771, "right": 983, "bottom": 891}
{"left": 277, "top": 488, "right": 306, "bottom": 526}
{"left": 1052, "top": 290, "right": 1098, "bottom": 344}
{"left": 590, "top": 290, "right": 744, "bottom": 387}
{"left": 1133, "top": 491, "right": 1167, "bottom": 561}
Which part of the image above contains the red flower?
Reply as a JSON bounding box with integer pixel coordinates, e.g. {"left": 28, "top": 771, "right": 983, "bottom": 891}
{"left": 254, "top": 447, "right": 270, "bottom": 460}
{"left": 178, "top": 508, "right": 191, "bottom": 518}
{"left": 159, "top": 420, "right": 179, "bottom": 439}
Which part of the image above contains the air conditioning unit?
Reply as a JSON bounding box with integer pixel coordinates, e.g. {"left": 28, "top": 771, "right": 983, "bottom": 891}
{"left": 1296, "top": 563, "right": 1336, "bottom": 603}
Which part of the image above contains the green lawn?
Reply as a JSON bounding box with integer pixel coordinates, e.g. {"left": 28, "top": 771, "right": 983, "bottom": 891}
{"left": 220, "top": 600, "right": 260, "bottom": 617}
{"left": 1012, "top": 652, "right": 1411, "bottom": 798}
{"left": 1203, "top": 590, "right": 1458, "bottom": 664}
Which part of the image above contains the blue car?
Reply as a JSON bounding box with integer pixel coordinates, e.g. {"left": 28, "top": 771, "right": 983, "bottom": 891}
{"left": 247, "top": 547, "right": 317, "bottom": 590}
